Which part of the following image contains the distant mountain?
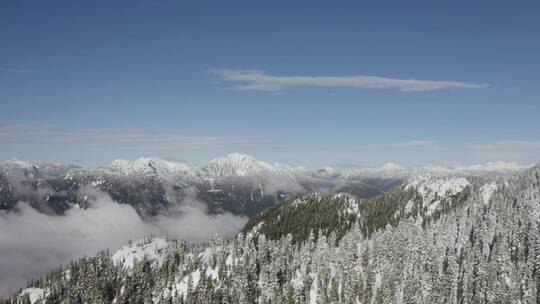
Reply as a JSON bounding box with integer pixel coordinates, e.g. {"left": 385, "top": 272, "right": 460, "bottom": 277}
{"left": 9, "top": 165, "right": 540, "bottom": 303}
{"left": 0, "top": 154, "right": 401, "bottom": 218}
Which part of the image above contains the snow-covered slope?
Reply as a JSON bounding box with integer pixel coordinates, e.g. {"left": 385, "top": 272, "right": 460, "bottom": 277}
{"left": 112, "top": 238, "right": 169, "bottom": 269}
{"left": 19, "top": 287, "right": 48, "bottom": 304}
{"left": 404, "top": 174, "right": 471, "bottom": 217}
{"left": 405, "top": 174, "right": 470, "bottom": 202}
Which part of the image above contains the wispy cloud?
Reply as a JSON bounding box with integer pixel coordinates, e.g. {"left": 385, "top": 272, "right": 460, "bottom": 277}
{"left": 0, "top": 124, "right": 271, "bottom": 149}
{"left": 214, "top": 69, "right": 489, "bottom": 92}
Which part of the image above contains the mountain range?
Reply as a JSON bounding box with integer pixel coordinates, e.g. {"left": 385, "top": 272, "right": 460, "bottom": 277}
{"left": 7, "top": 163, "right": 539, "bottom": 303}
{"left": 1, "top": 153, "right": 397, "bottom": 218}
{"left": 0, "top": 154, "right": 528, "bottom": 218}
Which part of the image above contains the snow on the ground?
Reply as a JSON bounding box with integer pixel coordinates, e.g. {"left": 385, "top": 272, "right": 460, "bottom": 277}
{"left": 406, "top": 174, "right": 469, "bottom": 206}
{"left": 344, "top": 201, "right": 359, "bottom": 215}
{"left": 112, "top": 238, "right": 168, "bottom": 269}
{"left": 480, "top": 182, "right": 497, "bottom": 205}
{"left": 333, "top": 193, "right": 360, "bottom": 216}
{"left": 246, "top": 222, "right": 264, "bottom": 239}
{"left": 406, "top": 175, "right": 469, "bottom": 217}
{"left": 225, "top": 254, "right": 234, "bottom": 267}
{"left": 20, "top": 287, "right": 47, "bottom": 304}
{"left": 404, "top": 199, "right": 415, "bottom": 215}
{"left": 426, "top": 200, "right": 441, "bottom": 216}
{"left": 175, "top": 269, "right": 202, "bottom": 300}
{"left": 206, "top": 266, "right": 219, "bottom": 281}
{"left": 309, "top": 273, "right": 318, "bottom": 304}
{"left": 291, "top": 270, "right": 304, "bottom": 290}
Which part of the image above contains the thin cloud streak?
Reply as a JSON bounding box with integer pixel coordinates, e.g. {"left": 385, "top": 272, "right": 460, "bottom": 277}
{"left": 0, "top": 124, "right": 272, "bottom": 150}
{"left": 214, "top": 69, "right": 489, "bottom": 92}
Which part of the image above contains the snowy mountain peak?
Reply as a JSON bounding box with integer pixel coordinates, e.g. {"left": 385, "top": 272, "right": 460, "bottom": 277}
{"left": 110, "top": 157, "right": 191, "bottom": 176}
{"left": 2, "top": 159, "right": 40, "bottom": 170}
{"left": 380, "top": 162, "right": 406, "bottom": 171}
{"left": 204, "top": 153, "right": 274, "bottom": 177}
{"left": 1, "top": 159, "right": 42, "bottom": 179}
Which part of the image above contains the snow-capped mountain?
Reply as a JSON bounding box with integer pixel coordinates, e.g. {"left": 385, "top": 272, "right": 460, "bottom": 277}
{"left": 1, "top": 159, "right": 42, "bottom": 179}
{"left": 201, "top": 153, "right": 276, "bottom": 178}
{"left": 109, "top": 157, "right": 192, "bottom": 177}
{"left": 0, "top": 155, "right": 530, "bottom": 219}
{"left": 0, "top": 154, "right": 392, "bottom": 217}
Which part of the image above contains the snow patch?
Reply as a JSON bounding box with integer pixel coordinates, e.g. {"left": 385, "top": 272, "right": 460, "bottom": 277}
{"left": 480, "top": 182, "right": 497, "bottom": 205}
{"left": 20, "top": 287, "right": 47, "bottom": 304}
{"left": 175, "top": 269, "right": 201, "bottom": 300}
{"left": 406, "top": 175, "right": 469, "bottom": 205}
{"left": 291, "top": 270, "right": 304, "bottom": 290}
{"left": 404, "top": 199, "right": 415, "bottom": 214}
{"left": 112, "top": 238, "right": 168, "bottom": 269}
{"left": 309, "top": 273, "right": 318, "bottom": 304}
{"left": 426, "top": 200, "right": 441, "bottom": 216}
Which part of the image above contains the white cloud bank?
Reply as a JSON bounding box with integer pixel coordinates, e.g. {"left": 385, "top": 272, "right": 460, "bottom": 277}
{"left": 214, "top": 69, "right": 489, "bottom": 92}
{"left": 0, "top": 190, "right": 247, "bottom": 298}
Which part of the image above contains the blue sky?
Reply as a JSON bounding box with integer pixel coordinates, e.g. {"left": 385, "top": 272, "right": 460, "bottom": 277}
{"left": 1, "top": 1, "right": 539, "bottom": 167}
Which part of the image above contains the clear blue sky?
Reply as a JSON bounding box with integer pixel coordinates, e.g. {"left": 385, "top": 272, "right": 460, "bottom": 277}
{"left": 1, "top": 0, "right": 539, "bottom": 167}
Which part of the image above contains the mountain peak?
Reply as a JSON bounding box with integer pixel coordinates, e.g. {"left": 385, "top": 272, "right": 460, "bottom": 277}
{"left": 316, "top": 166, "right": 340, "bottom": 178}
{"left": 204, "top": 153, "right": 274, "bottom": 177}
{"left": 3, "top": 159, "right": 39, "bottom": 170}
{"left": 214, "top": 153, "right": 257, "bottom": 163}
{"left": 110, "top": 157, "right": 191, "bottom": 175}
{"left": 380, "top": 162, "right": 406, "bottom": 171}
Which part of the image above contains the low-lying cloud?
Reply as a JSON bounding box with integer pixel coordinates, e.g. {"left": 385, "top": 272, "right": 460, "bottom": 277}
{"left": 214, "top": 69, "right": 489, "bottom": 92}
{"left": 0, "top": 189, "right": 247, "bottom": 298}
